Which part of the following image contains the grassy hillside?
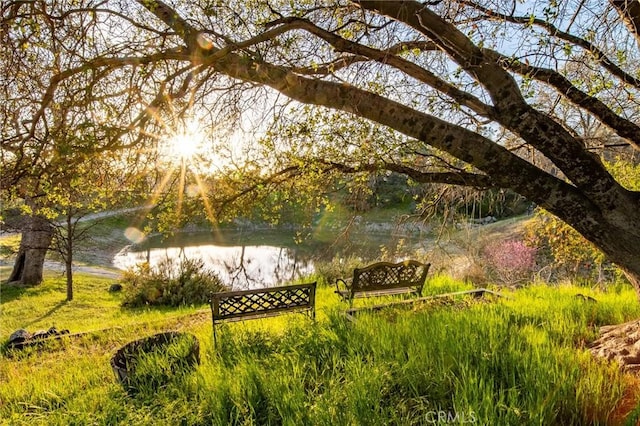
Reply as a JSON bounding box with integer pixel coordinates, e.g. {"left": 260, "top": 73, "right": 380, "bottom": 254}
{"left": 2, "top": 272, "right": 640, "bottom": 425}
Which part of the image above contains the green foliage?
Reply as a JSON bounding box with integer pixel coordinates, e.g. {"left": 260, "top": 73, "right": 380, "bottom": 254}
{"left": 523, "top": 158, "right": 640, "bottom": 284}
{"left": 368, "top": 172, "right": 418, "bottom": 208}
{"left": 525, "top": 211, "right": 610, "bottom": 282}
{"left": 117, "top": 332, "right": 200, "bottom": 397}
{"left": 605, "top": 157, "right": 640, "bottom": 191}
{"left": 122, "top": 257, "right": 227, "bottom": 308}
{"left": 313, "top": 255, "right": 368, "bottom": 286}
{"left": 0, "top": 234, "right": 21, "bottom": 259}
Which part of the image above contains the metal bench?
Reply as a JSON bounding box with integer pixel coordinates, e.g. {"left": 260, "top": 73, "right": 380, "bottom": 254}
{"left": 210, "top": 282, "right": 316, "bottom": 344}
{"left": 335, "top": 260, "right": 430, "bottom": 305}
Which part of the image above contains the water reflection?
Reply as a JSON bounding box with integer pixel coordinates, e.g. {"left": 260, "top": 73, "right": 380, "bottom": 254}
{"left": 112, "top": 228, "right": 426, "bottom": 289}
{"left": 113, "top": 243, "right": 314, "bottom": 289}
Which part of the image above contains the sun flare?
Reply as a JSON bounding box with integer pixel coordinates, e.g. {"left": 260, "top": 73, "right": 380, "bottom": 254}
{"left": 163, "top": 119, "right": 205, "bottom": 163}
{"left": 169, "top": 133, "right": 200, "bottom": 159}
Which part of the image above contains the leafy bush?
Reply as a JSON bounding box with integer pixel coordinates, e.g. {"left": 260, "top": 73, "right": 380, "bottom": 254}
{"left": 521, "top": 158, "right": 639, "bottom": 284}
{"left": 313, "top": 255, "right": 368, "bottom": 286}
{"left": 122, "top": 257, "right": 227, "bottom": 307}
{"left": 524, "top": 212, "right": 616, "bottom": 283}
{"left": 482, "top": 239, "right": 537, "bottom": 286}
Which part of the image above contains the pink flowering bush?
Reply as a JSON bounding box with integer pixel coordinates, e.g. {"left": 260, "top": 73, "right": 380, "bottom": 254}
{"left": 483, "top": 240, "right": 537, "bottom": 286}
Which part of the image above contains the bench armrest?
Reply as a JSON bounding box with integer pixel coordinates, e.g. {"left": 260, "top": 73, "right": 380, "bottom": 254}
{"left": 335, "top": 278, "right": 351, "bottom": 293}
{"left": 335, "top": 278, "right": 355, "bottom": 302}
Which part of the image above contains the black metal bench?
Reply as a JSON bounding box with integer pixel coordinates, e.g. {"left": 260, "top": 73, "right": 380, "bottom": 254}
{"left": 335, "top": 260, "right": 430, "bottom": 305}
{"left": 210, "top": 282, "right": 316, "bottom": 344}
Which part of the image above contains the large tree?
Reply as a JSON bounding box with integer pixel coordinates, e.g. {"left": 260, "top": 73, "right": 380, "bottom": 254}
{"left": 4, "top": 0, "right": 640, "bottom": 296}
{"left": 1, "top": 0, "right": 176, "bottom": 285}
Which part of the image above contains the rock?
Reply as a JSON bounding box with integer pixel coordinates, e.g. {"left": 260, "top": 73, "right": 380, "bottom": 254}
{"left": 109, "top": 283, "right": 123, "bottom": 292}
{"left": 6, "top": 326, "right": 71, "bottom": 350}
{"left": 589, "top": 319, "right": 640, "bottom": 373}
{"left": 31, "top": 330, "right": 50, "bottom": 340}
{"left": 8, "top": 329, "right": 30, "bottom": 349}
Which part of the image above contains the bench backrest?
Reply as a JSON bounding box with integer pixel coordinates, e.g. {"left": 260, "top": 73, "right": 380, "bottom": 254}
{"left": 211, "top": 281, "right": 316, "bottom": 324}
{"left": 352, "top": 260, "right": 430, "bottom": 294}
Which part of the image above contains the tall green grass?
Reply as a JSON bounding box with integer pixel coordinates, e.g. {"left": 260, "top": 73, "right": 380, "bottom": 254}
{"left": 1, "top": 273, "right": 639, "bottom": 425}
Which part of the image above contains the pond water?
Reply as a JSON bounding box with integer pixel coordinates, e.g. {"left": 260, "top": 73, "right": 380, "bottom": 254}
{"left": 112, "top": 229, "right": 427, "bottom": 289}
{"left": 114, "top": 243, "right": 314, "bottom": 290}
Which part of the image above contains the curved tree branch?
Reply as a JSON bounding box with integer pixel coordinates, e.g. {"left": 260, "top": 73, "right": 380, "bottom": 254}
{"left": 325, "top": 161, "right": 495, "bottom": 188}
{"left": 356, "top": 0, "right": 631, "bottom": 209}
{"left": 267, "top": 16, "right": 496, "bottom": 118}
{"left": 612, "top": 0, "right": 640, "bottom": 48}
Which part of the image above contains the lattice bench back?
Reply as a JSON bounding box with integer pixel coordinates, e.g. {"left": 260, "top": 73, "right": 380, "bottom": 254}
{"left": 353, "top": 260, "right": 429, "bottom": 292}
{"left": 210, "top": 282, "right": 316, "bottom": 343}
{"left": 336, "top": 260, "right": 430, "bottom": 302}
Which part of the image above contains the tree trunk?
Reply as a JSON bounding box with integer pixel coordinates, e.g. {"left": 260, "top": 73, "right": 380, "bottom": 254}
{"left": 65, "top": 215, "right": 73, "bottom": 301}
{"left": 7, "top": 215, "right": 53, "bottom": 286}
{"left": 65, "top": 256, "right": 73, "bottom": 301}
{"left": 595, "top": 243, "right": 640, "bottom": 298}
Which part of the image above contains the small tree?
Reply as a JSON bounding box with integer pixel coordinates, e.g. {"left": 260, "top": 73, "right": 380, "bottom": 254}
{"left": 46, "top": 153, "right": 142, "bottom": 301}
{"left": 49, "top": 207, "right": 101, "bottom": 301}
{"left": 525, "top": 211, "right": 609, "bottom": 283}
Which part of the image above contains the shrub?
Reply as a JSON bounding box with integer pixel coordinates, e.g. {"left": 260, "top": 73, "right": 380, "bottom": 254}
{"left": 524, "top": 211, "right": 616, "bottom": 283}
{"left": 482, "top": 239, "right": 536, "bottom": 286}
{"left": 122, "top": 257, "right": 227, "bottom": 307}
{"left": 520, "top": 157, "right": 639, "bottom": 284}
{"left": 313, "top": 255, "right": 368, "bottom": 286}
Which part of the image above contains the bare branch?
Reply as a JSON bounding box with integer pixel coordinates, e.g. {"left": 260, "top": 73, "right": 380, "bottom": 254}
{"left": 461, "top": 0, "right": 640, "bottom": 88}
{"left": 493, "top": 52, "right": 640, "bottom": 151}
{"left": 611, "top": 0, "right": 640, "bottom": 48}
{"left": 325, "top": 160, "right": 495, "bottom": 188}
{"left": 265, "top": 16, "right": 495, "bottom": 117}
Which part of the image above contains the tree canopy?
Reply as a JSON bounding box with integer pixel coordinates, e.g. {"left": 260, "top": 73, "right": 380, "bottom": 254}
{"left": 2, "top": 0, "right": 640, "bottom": 294}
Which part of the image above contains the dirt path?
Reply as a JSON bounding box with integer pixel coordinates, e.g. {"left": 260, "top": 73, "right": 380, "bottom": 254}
{"left": 1, "top": 207, "right": 147, "bottom": 280}
{"left": 42, "top": 261, "right": 122, "bottom": 279}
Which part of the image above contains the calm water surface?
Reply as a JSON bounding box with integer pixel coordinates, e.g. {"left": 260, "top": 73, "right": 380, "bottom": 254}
{"left": 114, "top": 243, "right": 313, "bottom": 289}
{"left": 112, "top": 229, "right": 424, "bottom": 289}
